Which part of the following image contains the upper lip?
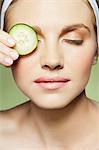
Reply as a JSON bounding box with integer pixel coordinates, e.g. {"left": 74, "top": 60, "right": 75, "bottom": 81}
{"left": 34, "top": 77, "right": 70, "bottom": 83}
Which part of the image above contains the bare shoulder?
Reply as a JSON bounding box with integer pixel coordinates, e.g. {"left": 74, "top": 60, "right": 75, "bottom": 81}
{"left": 87, "top": 98, "right": 99, "bottom": 119}
{"left": 0, "top": 100, "right": 31, "bottom": 117}
{"left": 0, "top": 100, "right": 31, "bottom": 134}
{"left": 88, "top": 98, "right": 99, "bottom": 109}
{"left": 0, "top": 101, "right": 39, "bottom": 149}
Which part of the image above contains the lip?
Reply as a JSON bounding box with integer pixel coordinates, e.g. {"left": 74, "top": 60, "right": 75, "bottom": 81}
{"left": 34, "top": 77, "right": 70, "bottom": 90}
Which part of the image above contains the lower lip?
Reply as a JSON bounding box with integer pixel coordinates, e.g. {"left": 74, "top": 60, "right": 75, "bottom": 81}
{"left": 34, "top": 81, "right": 69, "bottom": 90}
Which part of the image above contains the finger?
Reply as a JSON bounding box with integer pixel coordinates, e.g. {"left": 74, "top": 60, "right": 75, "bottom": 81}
{"left": 0, "top": 30, "right": 16, "bottom": 47}
{"left": 0, "top": 42, "right": 19, "bottom": 60}
{"left": 0, "top": 52, "right": 13, "bottom": 66}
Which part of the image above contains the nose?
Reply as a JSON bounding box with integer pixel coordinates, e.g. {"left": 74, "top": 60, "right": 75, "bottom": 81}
{"left": 40, "top": 41, "right": 64, "bottom": 71}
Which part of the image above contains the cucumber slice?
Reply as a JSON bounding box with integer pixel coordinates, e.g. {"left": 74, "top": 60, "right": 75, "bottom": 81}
{"left": 9, "top": 23, "right": 38, "bottom": 55}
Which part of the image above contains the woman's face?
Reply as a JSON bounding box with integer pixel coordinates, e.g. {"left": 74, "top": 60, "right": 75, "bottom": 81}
{"left": 5, "top": 0, "right": 97, "bottom": 109}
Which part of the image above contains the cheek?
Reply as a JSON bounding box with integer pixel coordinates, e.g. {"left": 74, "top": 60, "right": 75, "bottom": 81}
{"left": 66, "top": 48, "right": 95, "bottom": 78}
{"left": 11, "top": 55, "right": 37, "bottom": 82}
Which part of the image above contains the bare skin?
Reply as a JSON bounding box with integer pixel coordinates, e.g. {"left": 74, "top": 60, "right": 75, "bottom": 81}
{"left": 0, "top": 92, "right": 99, "bottom": 150}
{"left": 0, "top": 0, "right": 99, "bottom": 149}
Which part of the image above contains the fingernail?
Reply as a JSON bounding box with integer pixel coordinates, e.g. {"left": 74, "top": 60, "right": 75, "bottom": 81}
{"left": 4, "top": 57, "right": 13, "bottom": 64}
{"left": 7, "top": 38, "right": 15, "bottom": 46}
{"left": 10, "top": 51, "right": 19, "bottom": 59}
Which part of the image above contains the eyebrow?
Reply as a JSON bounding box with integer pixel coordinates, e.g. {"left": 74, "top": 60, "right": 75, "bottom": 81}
{"left": 59, "top": 24, "right": 91, "bottom": 37}
{"left": 32, "top": 23, "right": 90, "bottom": 37}
{"left": 32, "top": 26, "right": 43, "bottom": 36}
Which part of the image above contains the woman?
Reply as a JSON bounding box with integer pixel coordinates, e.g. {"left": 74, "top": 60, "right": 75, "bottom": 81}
{"left": 0, "top": 0, "right": 99, "bottom": 149}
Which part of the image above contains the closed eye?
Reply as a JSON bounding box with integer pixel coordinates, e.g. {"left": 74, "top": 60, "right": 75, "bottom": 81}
{"left": 63, "top": 39, "right": 83, "bottom": 45}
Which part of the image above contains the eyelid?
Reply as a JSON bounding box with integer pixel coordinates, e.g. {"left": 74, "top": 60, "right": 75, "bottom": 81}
{"left": 63, "top": 32, "right": 82, "bottom": 38}
{"left": 63, "top": 37, "right": 83, "bottom": 41}
{"left": 59, "top": 25, "right": 90, "bottom": 39}
{"left": 63, "top": 39, "right": 83, "bottom": 45}
{"left": 37, "top": 38, "right": 44, "bottom": 44}
{"left": 37, "top": 34, "right": 44, "bottom": 41}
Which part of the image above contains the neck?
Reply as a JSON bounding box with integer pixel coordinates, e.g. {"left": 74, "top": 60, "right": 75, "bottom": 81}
{"left": 28, "top": 91, "right": 89, "bottom": 143}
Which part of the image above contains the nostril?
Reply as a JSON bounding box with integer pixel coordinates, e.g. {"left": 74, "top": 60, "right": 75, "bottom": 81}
{"left": 54, "top": 65, "right": 63, "bottom": 69}
{"left": 41, "top": 54, "right": 64, "bottom": 70}
{"left": 42, "top": 64, "right": 63, "bottom": 70}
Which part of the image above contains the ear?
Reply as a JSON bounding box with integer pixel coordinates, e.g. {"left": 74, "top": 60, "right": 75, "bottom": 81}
{"left": 92, "top": 50, "right": 98, "bottom": 65}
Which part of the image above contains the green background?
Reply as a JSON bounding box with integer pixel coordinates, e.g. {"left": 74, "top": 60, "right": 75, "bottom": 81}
{"left": 0, "top": 61, "right": 99, "bottom": 111}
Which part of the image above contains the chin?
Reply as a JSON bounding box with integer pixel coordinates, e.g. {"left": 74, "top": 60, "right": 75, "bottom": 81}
{"left": 19, "top": 82, "right": 86, "bottom": 110}
{"left": 29, "top": 94, "right": 73, "bottom": 110}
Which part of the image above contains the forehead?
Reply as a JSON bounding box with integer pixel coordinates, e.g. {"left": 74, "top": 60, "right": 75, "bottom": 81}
{"left": 5, "top": 0, "right": 94, "bottom": 31}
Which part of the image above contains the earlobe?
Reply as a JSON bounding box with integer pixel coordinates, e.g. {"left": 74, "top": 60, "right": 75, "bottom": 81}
{"left": 92, "top": 50, "right": 98, "bottom": 65}
{"left": 92, "top": 56, "right": 98, "bottom": 65}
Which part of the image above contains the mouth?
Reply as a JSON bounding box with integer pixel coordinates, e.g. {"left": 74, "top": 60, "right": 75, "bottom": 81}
{"left": 34, "top": 77, "right": 70, "bottom": 90}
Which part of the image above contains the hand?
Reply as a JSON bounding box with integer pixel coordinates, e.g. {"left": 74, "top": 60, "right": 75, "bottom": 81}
{"left": 0, "top": 30, "right": 19, "bottom": 67}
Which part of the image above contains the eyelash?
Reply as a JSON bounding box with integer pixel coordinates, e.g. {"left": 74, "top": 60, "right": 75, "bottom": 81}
{"left": 63, "top": 39, "right": 83, "bottom": 46}
{"left": 38, "top": 39, "right": 41, "bottom": 43}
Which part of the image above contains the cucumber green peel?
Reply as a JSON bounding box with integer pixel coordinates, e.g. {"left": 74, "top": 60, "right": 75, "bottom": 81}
{"left": 9, "top": 23, "right": 38, "bottom": 55}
